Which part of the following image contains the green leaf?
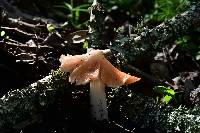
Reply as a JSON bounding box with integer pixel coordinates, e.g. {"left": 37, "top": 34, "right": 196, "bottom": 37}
{"left": 76, "top": 8, "right": 89, "bottom": 12}
{"left": 154, "top": 86, "right": 175, "bottom": 104}
{"left": 5, "top": 36, "right": 9, "bottom": 40}
{"left": 196, "top": 51, "right": 200, "bottom": 60}
{"left": 162, "top": 95, "right": 173, "bottom": 104}
{"left": 47, "top": 24, "right": 55, "bottom": 33}
{"left": 153, "top": 86, "right": 175, "bottom": 97}
{"left": 75, "top": 8, "right": 80, "bottom": 22}
{"left": 196, "top": 55, "right": 200, "bottom": 60}
{"left": 64, "top": 2, "right": 73, "bottom": 11}
{"left": 83, "top": 41, "right": 88, "bottom": 49}
{"left": 75, "top": 4, "right": 90, "bottom": 9}
{"left": 1, "top": 31, "right": 5, "bottom": 37}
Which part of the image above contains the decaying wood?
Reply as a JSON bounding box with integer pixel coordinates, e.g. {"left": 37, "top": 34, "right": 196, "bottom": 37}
{"left": 0, "top": 71, "right": 72, "bottom": 132}
{"left": 110, "top": 2, "right": 200, "bottom": 62}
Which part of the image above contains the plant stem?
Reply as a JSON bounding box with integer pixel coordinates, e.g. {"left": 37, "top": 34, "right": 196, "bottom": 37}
{"left": 70, "top": 0, "right": 74, "bottom": 24}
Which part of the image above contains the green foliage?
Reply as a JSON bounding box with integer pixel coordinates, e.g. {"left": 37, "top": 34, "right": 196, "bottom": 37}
{"left": 145, "top": 0, "right": 190, "bottom": 22}
{"left": 162, "top": 95, "right": 173, "bottom": 104}
{"left": 176, "top": 35, "right": 200, "bottom": 58}
{"left": 56, "top": 0, "right": 90, "bottom": 29}
{"left": 0, "top": 30, "right": 9, "bottom": 41}
{"left": 1, "top": 31, "right": 5, "bottom": 37}
{"left": 196, "top": 51, "right": 200, "bottom": 60}
{"left": 154, "top": 86, "right": 175, "bottom": 104}
{"left": 83, "top": 40, "right": 88, "bottom": 49}
{"left": 47, "top": 24, "right": 55, "bottom": 33}
{"left": 154, "top": 86, "right": 175, "bottom": 97}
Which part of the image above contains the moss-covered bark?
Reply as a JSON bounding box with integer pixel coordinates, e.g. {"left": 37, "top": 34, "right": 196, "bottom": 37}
{"left": 0, "top": 69, "right": 200, "bottom": 132}
{"left": 110, "top": 2, "right": 200, "bottom": 62}
{"left": 0, "top": 70, "right": 75, "bottom": 132}
{"left": 134, "top": 2, "right": 200, "bottom": 47}
{"left": 88, "top": 0, "right": 106, "bottom": 48}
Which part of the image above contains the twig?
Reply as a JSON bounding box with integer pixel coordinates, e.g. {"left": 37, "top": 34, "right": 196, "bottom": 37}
{"left": 163, "top": 47, "right": 175, "bottom": 77}
{"left": 7, "top": 18, "right": 48, "bottom": 34}
{"left": 0, "top": 26, "right": 43, "bottom": 41}
{"left": 126, "top": 64, "right": 174, "bottom": 88}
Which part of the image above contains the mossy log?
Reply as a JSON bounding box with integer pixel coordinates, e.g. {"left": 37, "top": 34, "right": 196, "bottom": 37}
{"left": 134, "top": 2, "right": 200, "bottom": 47}
{"left": 110, "top": 2, "right": 200, "bottom": 62}
{"left": 0, "top": 69, "right": 200, "bottom": 132}
{"left": 0, "top": 70, "right": 89, "bottom": 132}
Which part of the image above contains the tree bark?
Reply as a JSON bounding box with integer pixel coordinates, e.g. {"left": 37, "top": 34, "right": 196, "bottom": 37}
{"left": 110, "top": 2, "right": 200, "bottom": 62}
{"left": 134, "top": 2, "right": 200, "bottom": 47}
{"left": 0, "top": 70, "right": 74, "bottom": 132}
{"left": 88, "top": 0, "right": 106, "bottom": 48}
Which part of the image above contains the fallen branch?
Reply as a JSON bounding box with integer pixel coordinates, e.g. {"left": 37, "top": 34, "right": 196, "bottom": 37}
{"left": 126, "top": 64, "right": 168, "bottom": 86}
{"left": 110, "top": 2, "right": 200, "bottom": 62}
{"left": 134, "top": 2, "right": 200, "bottom": 47}
{"left": 0, "top": 70, "right": 76, "bottom": 132}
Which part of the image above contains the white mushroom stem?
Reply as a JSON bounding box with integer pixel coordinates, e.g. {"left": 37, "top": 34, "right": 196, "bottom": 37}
{"left": 90, "top": 79, "right": 108, "bottom": 121}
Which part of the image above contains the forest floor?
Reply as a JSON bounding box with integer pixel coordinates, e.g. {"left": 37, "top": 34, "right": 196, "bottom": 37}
{"left": 0, "top": 0, "right": 200, "bottom": 133}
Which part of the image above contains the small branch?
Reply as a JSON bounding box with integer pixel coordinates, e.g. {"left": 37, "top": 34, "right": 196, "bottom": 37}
{"left": 6, "top": 18, "right": 48, "bottom": 34}
{"left": 126, "top": 64, "right": 172, "bottom": 87}
{"left": 8, "top": 18, "right": 41, "bottom": 29}
{"left": 0, "top": 26, "right": 44, "bottom": 42}
{"left": 0, "top": 41, "right": 52, "bottom": 55}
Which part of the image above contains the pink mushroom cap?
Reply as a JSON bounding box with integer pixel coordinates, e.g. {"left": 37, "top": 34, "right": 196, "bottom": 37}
{"left": 59, "top": 49, "right": 141, "bottom": 87}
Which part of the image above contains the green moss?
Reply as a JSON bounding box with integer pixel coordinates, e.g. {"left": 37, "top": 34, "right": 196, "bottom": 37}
{"left": 0, "top": 69, "right": 71, "bottom": 130}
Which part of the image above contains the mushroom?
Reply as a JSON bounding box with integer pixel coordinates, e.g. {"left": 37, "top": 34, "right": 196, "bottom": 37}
{"left": 59, "top": 49, "right": 140, "bottom": 121}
